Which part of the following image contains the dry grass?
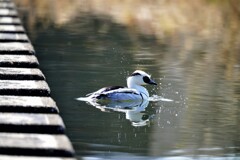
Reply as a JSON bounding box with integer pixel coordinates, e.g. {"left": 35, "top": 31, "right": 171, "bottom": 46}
{"left": 14, "top": 0, "right": 240, "bottom": 79}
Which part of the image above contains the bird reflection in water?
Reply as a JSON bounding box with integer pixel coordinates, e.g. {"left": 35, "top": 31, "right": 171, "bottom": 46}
{"left": 78, "top": 98, "right": 154, "bottom": 127}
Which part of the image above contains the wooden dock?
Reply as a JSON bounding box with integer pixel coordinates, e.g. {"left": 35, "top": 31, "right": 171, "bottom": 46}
{"left": 0, "top": 0, "right": 76, "bottom": 159}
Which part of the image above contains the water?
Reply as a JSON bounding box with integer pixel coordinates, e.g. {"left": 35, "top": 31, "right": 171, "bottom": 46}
{"left": 15, "top": 1, "right": 240, "bottom": 159}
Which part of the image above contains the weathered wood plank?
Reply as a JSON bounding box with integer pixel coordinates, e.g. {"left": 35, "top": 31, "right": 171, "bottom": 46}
{"left": 0, "top": 96, "right": 59, "bottom": 113}
{"left": 0, "top": 0, "right": 11, "bottom": 2}
{"left": 0, "top": 0, "right": 12, "bottom": 2}
{"left": 0, "top": 113, "right": 65, "bottom": 134}
{"left": 0, "top": 2, "right": 14, "bottom": 8}
{"left": 0, "top": 55, "right": 39, "bottom": 67}
{"left": 0, "top": 67, "right": 45, "bottom": 80}
{"left": 0, "top": 133, "right": 75, "bottom": 157}
{"left": 0, "top": 8, "right": 17, "bottom": 17}
{"left": 0, "top": 2, "right": 77, "bottom": 159}
{"left": 0, "top": 17, "right": 20, "bottom": 24}
{"left": 0, "top": 25, "right": 24, "bottom": 33}
{"left": 0, "top": 42, "right": 35, "bottom": 54}
{"left": 0, "top": 80, "right": 50, "bottom": 96}
{"left": 0, "top": 113, "right": 64, "bottom": 126}
{"left": 0, "top": 33, "right": 28, "bottom": 42}
{"left": 0, "top": 155, "right": 76, "bottom": 160}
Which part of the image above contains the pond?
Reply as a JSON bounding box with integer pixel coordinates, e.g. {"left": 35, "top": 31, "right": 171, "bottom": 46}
{"left": 15, "top": 0, "right": 240, "bottom": 159}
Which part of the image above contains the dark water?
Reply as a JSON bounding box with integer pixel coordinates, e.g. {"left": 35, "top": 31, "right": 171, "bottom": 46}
{"left": 16, "top": 2, "right": 240, "bottom": 160}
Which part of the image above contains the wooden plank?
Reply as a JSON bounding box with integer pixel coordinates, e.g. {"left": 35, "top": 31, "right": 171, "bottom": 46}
{"left": 0, "top": 96, "right": 59, "bottom": 113}
{"left": 0, "top": 133, "right": 75, "bottom": 157}
{"left": 0, "top": 113, "right": 64, "bottom": 126}
{"left": 0, "top": 55, "right": 39, "bottom": 67}
{"left": 0, "top": 80, "right": 50, "bottom": 96}
{"left": 0, "top": 42, "right": 35, "bottom": 54}
{"left": 0, "top": 155, "right": 76, "bottom": 160}
{"left": 0, "top": 2, "right": 15, "bottom": 9}
{"left": 0, "top": 0, "right": 11, "bottom": 2}
{"left": 0, "top": 113, "right": 65, "bottom": 134}
{"left": 0, "top": 17, "right": 20, "bottom": 24}
{"left": 0, "top": 25, "right": 25, "bottom": 33}
{"left": 0, "top": 9, "right": 17, "bottom": 17}
{"left": 0, "top": 3, "right": 77, "bottom": 159}
{"left": 0, "top": 33, "right": 28, "bottom": 42}
{"left": 0, "top": 67, "right": 45, "bottom": 80}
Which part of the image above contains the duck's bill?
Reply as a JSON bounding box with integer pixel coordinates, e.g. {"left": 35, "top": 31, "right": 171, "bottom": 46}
{"left": 148, "top": 79, "right": 157, "bottom": 85}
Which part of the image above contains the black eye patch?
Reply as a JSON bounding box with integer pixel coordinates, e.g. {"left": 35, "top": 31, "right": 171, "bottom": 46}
{"left": 142, "top": 114, "right": 149, "bottom": 120}
{"left": 143, "top": 76, "right": 150, "bottom": 83}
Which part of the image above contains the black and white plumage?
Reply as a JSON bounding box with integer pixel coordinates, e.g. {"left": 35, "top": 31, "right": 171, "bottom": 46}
{"left": 78, "top": 70, "right": 157, "bottom": 102}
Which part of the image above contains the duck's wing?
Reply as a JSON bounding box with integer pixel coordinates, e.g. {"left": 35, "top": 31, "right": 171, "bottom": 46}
{"left": 103, "top": 86, "right": 126, "bottom": 92}
{"left": 86, "top": 86, "right": 125, "bottom": 96}
{"left": 104, "top": 88, "right": 139, "bottom": 95}
{"left": 96, "top": 88, "right": 140, "bottom": 100}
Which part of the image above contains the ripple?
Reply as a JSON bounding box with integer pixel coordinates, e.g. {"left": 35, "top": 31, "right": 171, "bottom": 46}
{"left": 149, "top": 95, "right": 173, "bottom": 102}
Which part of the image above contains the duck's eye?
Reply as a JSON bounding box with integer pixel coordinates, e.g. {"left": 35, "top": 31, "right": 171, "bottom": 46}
{"left": 143, "top": 76, "right": 150, "bottom": 83}
{"left": 142, "top": 114, "right": 149, "bottom": 120}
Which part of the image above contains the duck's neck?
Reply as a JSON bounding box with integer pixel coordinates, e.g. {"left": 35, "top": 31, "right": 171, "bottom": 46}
{"left": 127, "top": 78, "right": 149, "bottom": 98}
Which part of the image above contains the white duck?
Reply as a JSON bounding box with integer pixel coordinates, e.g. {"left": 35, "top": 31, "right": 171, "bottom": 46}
{"left": 83, "top": 70, "right": 157, "bottom": 101}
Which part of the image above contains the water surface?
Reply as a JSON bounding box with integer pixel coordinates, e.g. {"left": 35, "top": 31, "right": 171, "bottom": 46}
{"left": 15, "top": 1, "right": 240, "bottom": 159}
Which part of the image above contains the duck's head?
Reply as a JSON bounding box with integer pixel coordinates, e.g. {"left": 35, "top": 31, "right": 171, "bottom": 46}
{"left": 127, "top": 70, "right": 157, "bottom": 87}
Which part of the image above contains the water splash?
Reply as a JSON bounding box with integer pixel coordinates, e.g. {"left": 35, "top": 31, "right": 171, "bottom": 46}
{"left": 149, "top": 94, "right": 173, "bottom": 102}
{"left": 75, "top": 96, "right": 91, "bottom": 102}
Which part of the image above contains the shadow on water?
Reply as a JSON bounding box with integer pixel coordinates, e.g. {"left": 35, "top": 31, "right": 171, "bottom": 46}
{"left": 15, "top": 0, "right": 240, "bottom": 159}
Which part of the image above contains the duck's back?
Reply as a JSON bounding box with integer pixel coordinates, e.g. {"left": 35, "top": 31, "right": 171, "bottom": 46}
{"left": 90, "top": 86, "right": 143, "bottom": 101}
